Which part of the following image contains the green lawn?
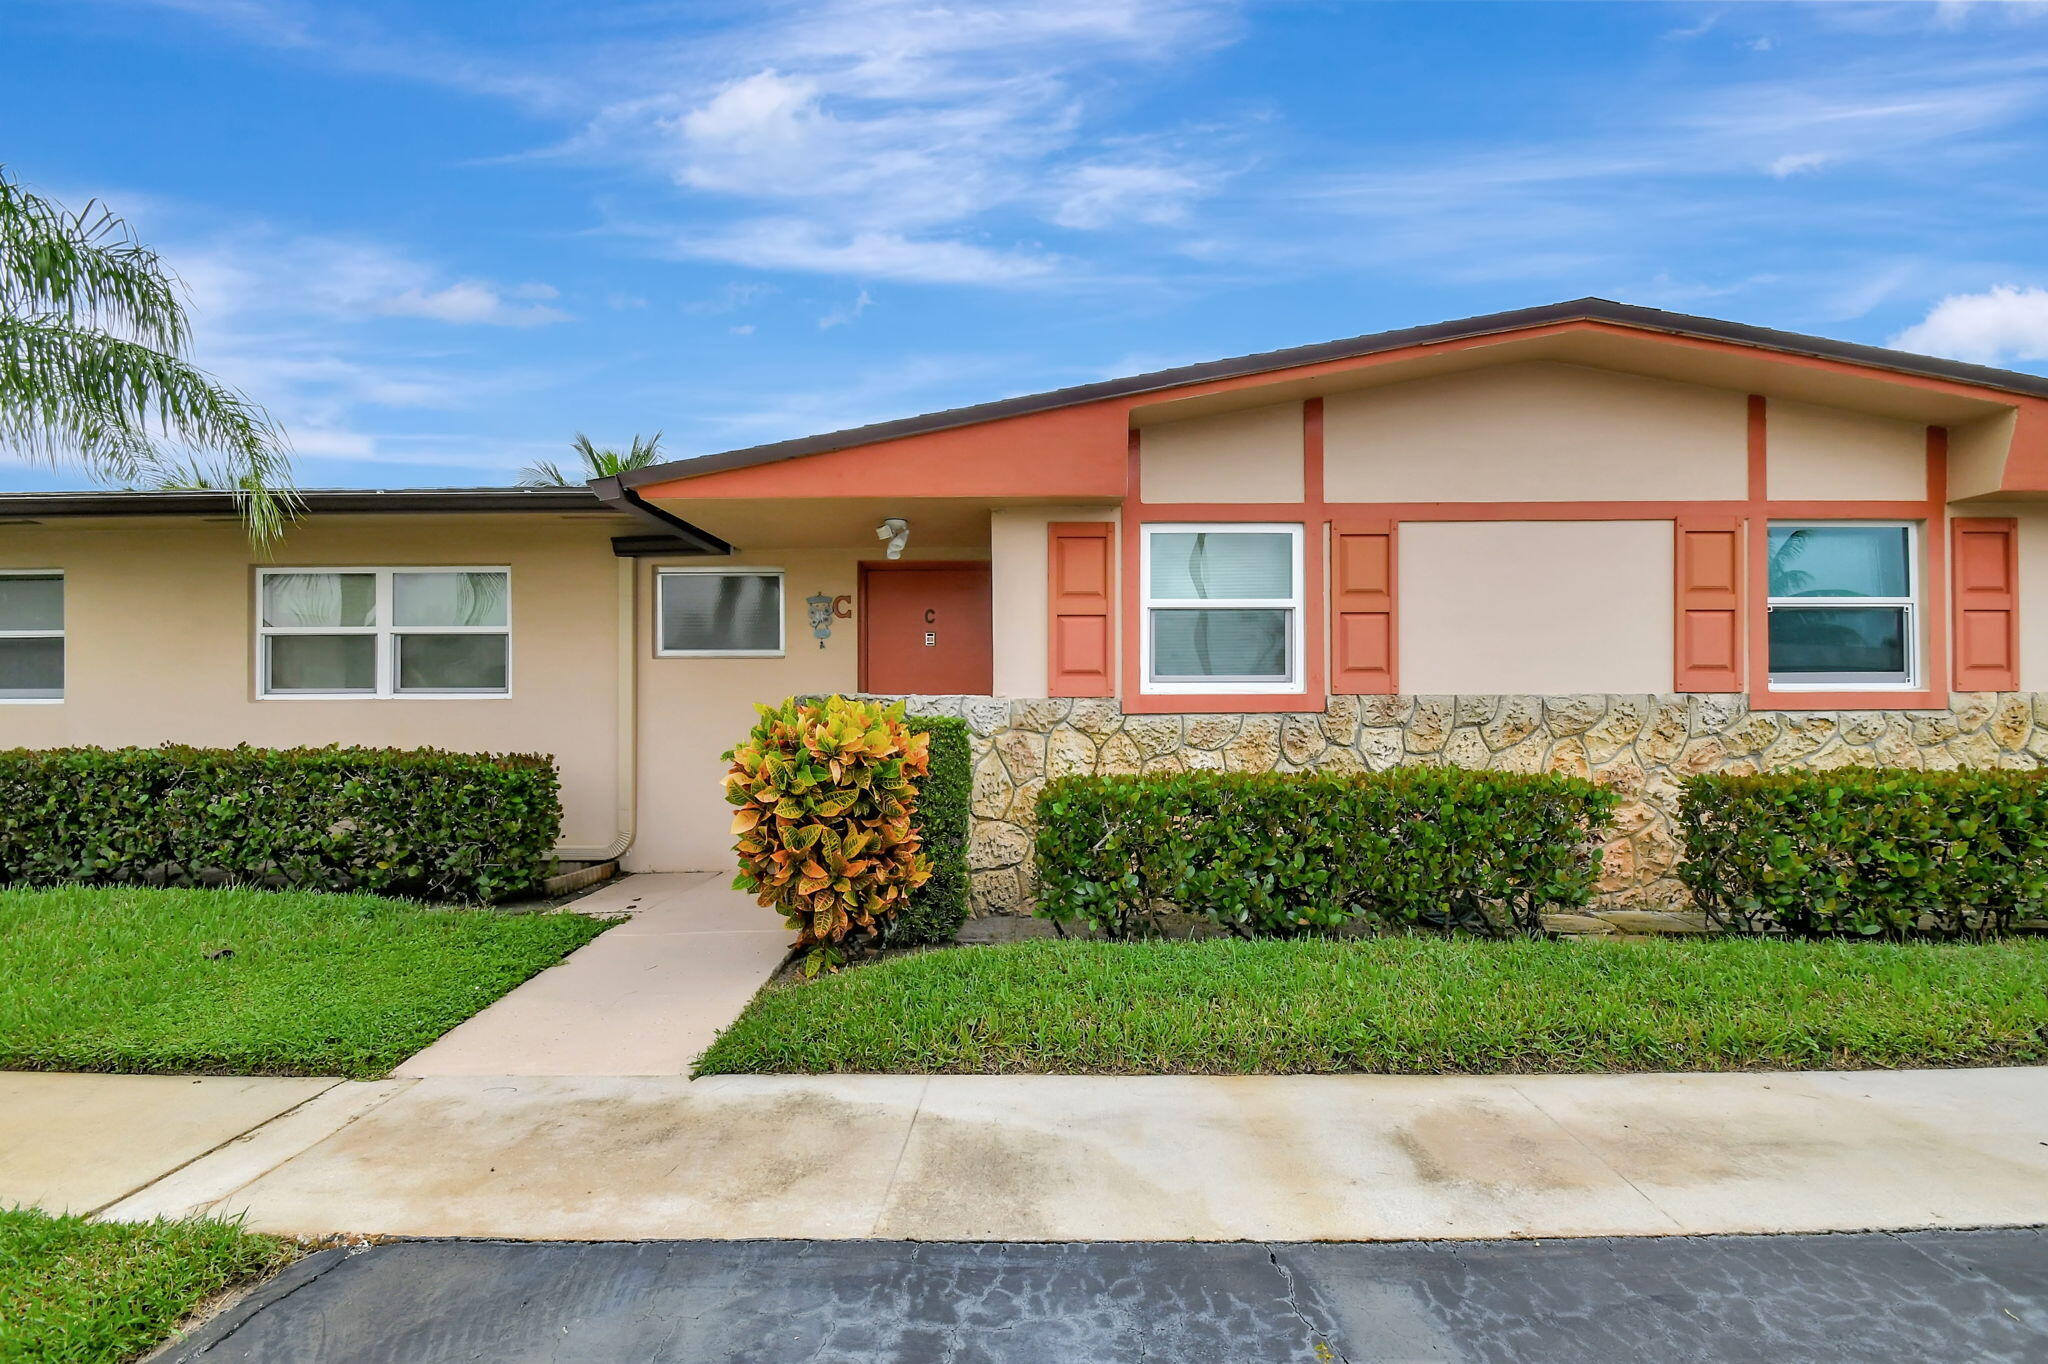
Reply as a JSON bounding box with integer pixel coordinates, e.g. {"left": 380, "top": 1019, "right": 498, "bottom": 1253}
{"left": 0, "top": 1208, "right": 296, "bottom": 1364}
{"left": 695, "top": 934, "right": 2048, "bottom": 1076}
{"left": 0, "top": 885, "right": 610, "bottom": 1078}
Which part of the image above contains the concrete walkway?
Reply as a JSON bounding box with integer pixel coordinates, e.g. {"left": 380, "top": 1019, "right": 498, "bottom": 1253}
{"left": 0, "top": 1073, "right": 339, "bottom": 1216}
{"left": 393, "top": 873, "right": 790, "bottom": 1077}
{"left": 8, "top": 1065, "right": 2045, "bottom": 1242}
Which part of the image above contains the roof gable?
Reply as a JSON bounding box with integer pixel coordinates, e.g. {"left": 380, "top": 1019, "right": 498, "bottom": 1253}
{"left": 618, "top": 298, "right": 2048, "bottom": 502}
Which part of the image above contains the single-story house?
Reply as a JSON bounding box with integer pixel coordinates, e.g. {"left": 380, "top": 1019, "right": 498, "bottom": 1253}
{"left": 7, "top": 297, "right": 2048, "bottom": 909}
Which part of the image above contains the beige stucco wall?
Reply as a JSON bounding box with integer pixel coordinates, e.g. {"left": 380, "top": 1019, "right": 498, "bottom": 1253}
{"left": 1397, "top": 520, "right": 1674, "bottom": 694}
{"left": 1322, "top": 362, "right": 1749, "bottom": 503}
{"left": 1138, "top": 401, "right": 1304, "bottom": 503}
{"left": 988, "top": 506, "right": 1117, "bottom": 699}
{"left": 1766, "top": 398, "right": 1927, "bottom": 501}
{"left": 629, "top": 544, "right": 988, "bottom": 871}
{"left": 0, "top": 515, "right": 629, "bottom": 852}
{"left": 1950, "top": 410, "right": 2018, "bottom": 502}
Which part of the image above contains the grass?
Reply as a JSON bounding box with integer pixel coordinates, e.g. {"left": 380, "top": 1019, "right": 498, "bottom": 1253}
{"left": 0, "top": 885, "right": 611, "bottom": 1078}
{"left": 695, "top": 934, "right": 2048, "bottom": 1076}
{"left": 0, "top": 1208, "right": 296, "bottom": 1363}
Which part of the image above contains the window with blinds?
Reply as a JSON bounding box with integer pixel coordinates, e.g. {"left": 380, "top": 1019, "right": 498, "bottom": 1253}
{"left": 656, "top": 569, "right": 785, "bottom": 657}
{"left": 1140, "top": 525, "right": 1304, "bottom": 694}
{"left": 257, "top": 567, "right": 510, "bottom": 697}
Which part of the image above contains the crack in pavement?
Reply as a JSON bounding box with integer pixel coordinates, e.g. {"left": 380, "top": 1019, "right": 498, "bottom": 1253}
{"left": 1270, "top": 1248, "right": 1351, "bottom": 1364}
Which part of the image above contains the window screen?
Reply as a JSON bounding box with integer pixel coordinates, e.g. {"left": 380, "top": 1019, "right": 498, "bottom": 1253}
{"left": 1766, "top": 524, "right": 1916, "bottom": 687}
{"left": 1142, "top": 526, "right": 1302, "bottom": 691}
{"left": 658, "top": 572, "right": 784, "bottom": 655}
{"left": 0, "top": 573, "right": 63, "bottom": 700}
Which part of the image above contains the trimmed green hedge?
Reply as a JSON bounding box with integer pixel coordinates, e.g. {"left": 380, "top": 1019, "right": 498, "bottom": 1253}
{"left": 0, "top": 744, "right": 560, "bottom": 902}
{"left": 1678, "top": 768, "right": 2048, "bottom": 938}
{"left": 890, "top": 716, "right": 972, "bottom": 945}
{"left": 1034, "top": 769, "right": 1618, "bottom": 938}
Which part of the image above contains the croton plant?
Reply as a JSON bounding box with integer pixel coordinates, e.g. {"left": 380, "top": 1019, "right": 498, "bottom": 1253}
{"left": 723, "top": 695, "right": 932, "bottom": 971}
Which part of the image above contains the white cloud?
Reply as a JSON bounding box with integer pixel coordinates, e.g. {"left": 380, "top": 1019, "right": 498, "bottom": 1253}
{"left": 686, "top": 351, "right": 1022, "bottom": 445}
{"left": 106, "top": 0, "right": 1243, "bottom": 287}
{"left": 1301, "top": 50, "right": 2048, "bottom": 289}
{"left": 673, "top": 219, "right": 1060, "bottom": 285}
{"left": 1662, "top": 13, "right": 1720, "bottom": 42}
{"left": 683, "top": 282, "right": 776, "bottom": 315}
{"left": 818, "top": 289, "right": 873, "bottom": 329}
{"left": 176, "top": 233, "right": 566, "bottom": 328}
{"left": 1767, "top": 151, "right": 1832, "bottom": 177}
{"left": 100, "top": 222, "right": 580, "bottom": 483}
{"left": 1890, "top": 285, "right": 2048, "bottom": 364}
{"left": 378, "top": 279, "right": 569, "bottom": 327}
{"left": 570, "top": 0, "right": 1239, "bottom": 279}
{"left": 1049, "top": 161, "right": 1207, "bottom": 229}
{"left": 99, "top": 0, "right": 578, "bottom": 109}
{"left": 1819, "top": 261, "right": 1921, "bottom": 320}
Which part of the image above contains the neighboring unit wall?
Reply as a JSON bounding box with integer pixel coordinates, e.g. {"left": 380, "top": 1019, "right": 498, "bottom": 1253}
{"left": 1321, "top": 362, "right": 1750, "bottom": 502}
{"left": 1397, "top": 521, "right": 1673, "bottom": 694}
{"left": 930, "top": 692, "right": 2048, "bottom": 916}
{"left": 0, "top": 515, "right": 628, "bottom": 852}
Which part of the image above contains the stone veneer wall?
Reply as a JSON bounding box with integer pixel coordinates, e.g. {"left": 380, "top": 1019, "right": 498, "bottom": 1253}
{"left": 890, "top": 693, "right": 2048, "bottom": 915}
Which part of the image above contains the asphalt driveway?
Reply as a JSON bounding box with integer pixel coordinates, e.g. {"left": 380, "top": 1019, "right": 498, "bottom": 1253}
{"left": 163, "top": 1228, "right": 2048, "bottom": 1362}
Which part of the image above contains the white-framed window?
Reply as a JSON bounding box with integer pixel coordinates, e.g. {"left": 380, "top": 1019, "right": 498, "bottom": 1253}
{"left": 1766, "top": 522, "right": 1918, "bottom": 690}
{"left": 257, "top": 567, "right": 510, "bottom": 699}
{"left": 0, "top": 571, "right": 64, "bottom": 702}
{"left": 656, "top": 567, "right": 785, "bottom": 657}
{"left": 1140, "top": 523, "right": 1304, "bottom": 695}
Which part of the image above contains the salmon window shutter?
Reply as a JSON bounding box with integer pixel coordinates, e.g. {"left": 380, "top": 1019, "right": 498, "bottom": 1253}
{"left": 1047, "top": 522, "right": 1114, "bottom": 697}
{"left": 1674, "top": 517, "right": 1744, "bottom": 692}
{"left": 1952, "top": 517, "right": 2020, "bottom": 691}
{"left": 1330, "top": 521, "right": 1397, "bottom": 694}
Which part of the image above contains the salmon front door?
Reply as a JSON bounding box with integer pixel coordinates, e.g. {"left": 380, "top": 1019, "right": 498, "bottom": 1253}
{"left": 860, "top": 562, "right": 993, "bottom": 695}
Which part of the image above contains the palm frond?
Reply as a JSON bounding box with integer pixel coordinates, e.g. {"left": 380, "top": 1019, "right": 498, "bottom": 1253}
{"left": 518, "top": 459, "right": 572, "bottom": 488}
{"left": 0, "top": 169, "right": 187, "bottom": 352}
{"left": 529, "top": 431, "right": 666, "bottom": 485}
{"left": 0, "top": 168, "right": 293, "bottom": 544}
{"left": 0, "top": 314, "right": 294, "bottom": 542}
{"left": 616, "top": 431, "right": 664, "bottom": 472}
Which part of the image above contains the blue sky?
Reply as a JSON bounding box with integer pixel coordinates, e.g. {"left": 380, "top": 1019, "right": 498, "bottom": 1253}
{"left": 6, "top": 0, "right": 2048, "bottom": 490}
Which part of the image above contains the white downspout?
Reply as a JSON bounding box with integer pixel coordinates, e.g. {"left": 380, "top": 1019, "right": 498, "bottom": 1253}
{"left": 551, "top": 554, "right": 638, "bottom": 863}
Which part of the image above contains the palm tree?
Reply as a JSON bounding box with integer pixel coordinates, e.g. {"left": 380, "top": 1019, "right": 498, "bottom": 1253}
{"left": 0, "top": 166, "right": 293, "bottom": 541}
{"left": 519, "top": 431, "right": 664, "bottom": 487}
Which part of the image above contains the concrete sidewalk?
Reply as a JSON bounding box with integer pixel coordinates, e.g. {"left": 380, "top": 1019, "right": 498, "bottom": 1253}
{"left": 393, "top": 872, "right": 790, "bottom": 1077}
{"left": 9, "top": 1065, "right": 2045, "bottom": 1242}
{"left": 0, "top": 1073, "right": 341, "bottom": 1216}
